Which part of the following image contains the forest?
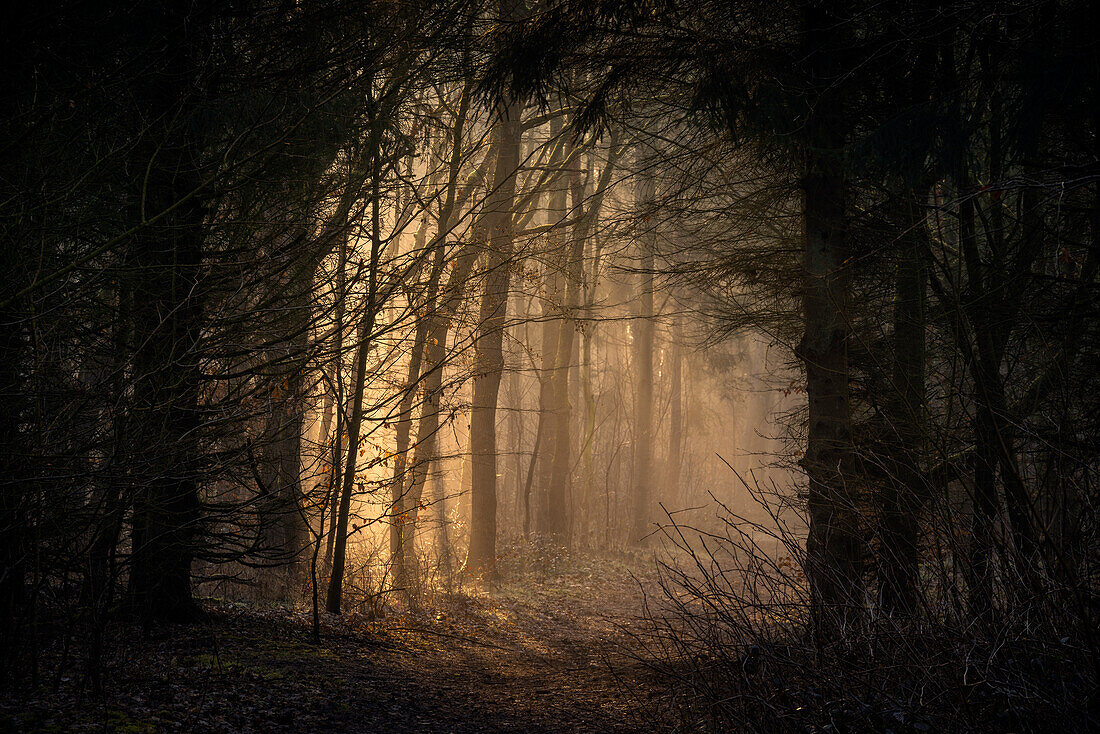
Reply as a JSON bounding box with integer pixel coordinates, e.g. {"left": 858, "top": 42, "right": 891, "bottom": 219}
{"left": 1, "top": 0, "right": 1097, "bottom": 731}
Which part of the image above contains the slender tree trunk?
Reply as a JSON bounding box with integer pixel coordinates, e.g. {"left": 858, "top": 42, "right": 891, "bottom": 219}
{"left": 389, "top": 224, "right": 437, "bottom": 593}
{"left": 388, "top": 317, "right": 428, "bottom": 593}
{"left": 579, "top": 320, "right": 596, "bottom": 546}
{"left": 579, "top": 219, "right": 606, "bottom": 548}
{"left": 316, "top": 381, "right": 334, "bottom": 467}
{"left": 667, "top": 318, "right": 682, "bottom": 505}
{"left": 392, "top": 84, "right": 476, "bottom": 586}
{"left": 535, "top": 114, "right": 568, "bottom": 536}
{"left": 323, "top": 234, "right": 349, "bottom": 577}
{"left": 259, "top": 261, "right": 313, "bottom": 599}
{"left": 879, "top": 193, "right": 927, "bottom": 616}
{"left": 326, "top": 125, "right": 385, "bottom": 614}
{"left": 509, "top": 362, "right": 523, "bottom": 531}
{"left": 534, "top": 288, "right": 560, "bottom": 533}
{"left": 325, "top": 309, "right": 372, "bottom": 614}
{"left": 399, "top": 239, "right": 478, "bottom": 568}
{"left": 545, "top": 137, "right": 582, "bottom": 544}
{"left": 522, "top": 405, "right": 546, "bottom": 539}
{"left": 0, "top": 254, "right": 29, "bottom": 672}
{"left": 548, "top": 139, "right": 620, "bottom": 545}
{"left": 631, "top": 150, "right": 655, "bottom": 545}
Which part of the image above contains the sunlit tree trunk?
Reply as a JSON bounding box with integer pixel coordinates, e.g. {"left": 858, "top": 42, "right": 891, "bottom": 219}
{"left": 466, "top": 100, "right": 522, "bottom": 576}
{"left": 579, "top": 301, "right": 597, "bottom": 546}
{"left": 314, "top": 147, "right": 377, "bottom": 580}
{"left": 389, "top": 222, "right": 436, "bottom": 593}
{"left": 395, "top": 82, "right": 481, "bottom": 583}
{"left": 535, "top": 114, "right": 568, "bottom": 536}
{"left": 579, "top": 199, "right": 607, "bottom": 548}
{"left": 326, "top": 118, "right": 386, "bottom": 614}
{"left": 549, "top": 139, "right": 620, "bottom": 545}
{"left": 316, "top": 387, "right": 335, "bottom": 479}
{"left": 667, "top": 317, "right": 682, "bottom": 506}
{"left": 508, "top": 353, "right": 524, "bottom": 530}
{"left": 521, "top": 402, "right": 545, "bottom": 540}
{"left": 323, "top": 232, "right": 348, "bottom": 577}
{"left": 400, "top": 238, "right": 478, "bottom": 566}
{"left": 544, "top": 136, "right": 581, "bottom": 543}
{"left": 534, "top": 286, "right": 560, "bottom": 534}
{"left": 631, "top": 150, "right": 655, "bottom": 545}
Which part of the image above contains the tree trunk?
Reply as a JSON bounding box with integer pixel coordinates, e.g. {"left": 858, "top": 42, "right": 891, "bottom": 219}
{"left": 631, "top": 150, "right": 655, "bottom": 545}
{"left": 797, "top": 2, "right": 863, "bottom": 637}
{"left": 579, "top": 210, "right": 607, "bottom": 548}
{"left": 128, "top": 156, "right": 205, "bottom": 624}
{"left": 389, "top": 224, "right": 438, "bottom": 593}
{"left": 326, "top": 126, "right": 385, "bottom": 614}
{"left": 0, "top": 256, "right": 29, "bottom": 669}
{"left": 879, "top": 193, "right": 926, "bottom": 616}
{"left": 259, "top": 260, "right": 313, "bottom": 599}
{"left": 666, "top": 319, "right": 683, "bottom": 506}
{"left": 466, "top": 103, "right": 522, "bottom": 576}
{"left": 394, "top": 83, "right": 478, "bottom": 584}
{"left": 548, "top": 138, "right": 620, "bottom": 545}
{"left": 323, "top": 233, "right": 349, "bottom": 578}
{"left": 126, "top": 5, "right": 208, "bottom": 622}
{"left": 535, "top": 114, "right": 567, "bottom": 536}
{"left": 545, "top": 137, "right": 582, "bottom": 544}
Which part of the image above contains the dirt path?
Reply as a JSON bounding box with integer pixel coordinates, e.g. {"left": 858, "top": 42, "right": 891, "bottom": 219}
{"left": 2, "top": 552, "right": 673, "bottom": 733}
{"left": 371, "top": 553, "right": 666, "bottom": 732}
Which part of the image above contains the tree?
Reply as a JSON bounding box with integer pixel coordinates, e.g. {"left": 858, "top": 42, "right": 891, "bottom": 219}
{"left": 466, "top": 98, "right": 523, "bottom": 576}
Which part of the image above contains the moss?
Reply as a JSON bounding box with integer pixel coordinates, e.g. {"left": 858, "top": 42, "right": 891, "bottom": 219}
{"left": 103, "top": 710, "right": 157, "bottom": 734}
{"left": 183, "top": 653, "right": 243, "bottom": 673}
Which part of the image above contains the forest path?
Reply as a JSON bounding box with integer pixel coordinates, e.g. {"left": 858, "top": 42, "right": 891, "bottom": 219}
{"left": 354, "top": 550, "right": 670, "bottom": 732}
{"left": 4, "top": 550, "right": 674, "bottom": 733}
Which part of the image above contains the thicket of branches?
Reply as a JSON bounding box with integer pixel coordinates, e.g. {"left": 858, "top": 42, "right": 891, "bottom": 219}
{"left": 1, "top": 0, "right": 695, "bottom": 684}
{"left": 490, "top": 0, "right": 1099, "bottom": 729}
{"left": 2, "top": 1, "right": 1097, "bottom": 729}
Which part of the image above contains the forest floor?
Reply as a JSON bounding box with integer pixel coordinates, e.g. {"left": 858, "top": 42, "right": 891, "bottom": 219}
{"left": 2, "top": 548, "right": 677, "bottom": 733}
